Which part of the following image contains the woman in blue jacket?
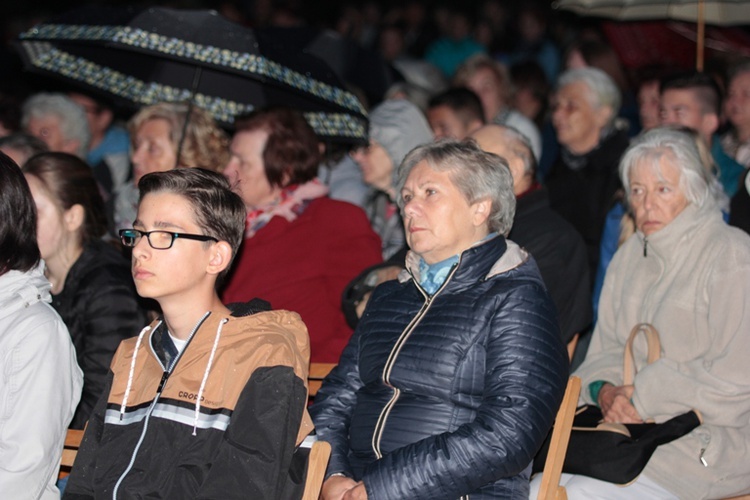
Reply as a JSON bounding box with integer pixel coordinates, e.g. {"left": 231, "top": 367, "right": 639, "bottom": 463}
{"left": 310, "top": 140, "right": 569, "bottom": 500}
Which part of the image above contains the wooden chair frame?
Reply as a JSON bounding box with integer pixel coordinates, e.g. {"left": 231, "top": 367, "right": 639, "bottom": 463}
{"left": 537, "top": 376, "right": 581, "bottom": 500}
{"left": 308, "top": 362, "right": 336, "bottom": 399}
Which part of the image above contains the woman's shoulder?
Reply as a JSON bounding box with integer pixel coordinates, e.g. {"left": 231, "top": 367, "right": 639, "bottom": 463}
{"left": 68, "top": 240, "right": 133, "bottom": 292}
{"left": 304, "top": 197, "right": 380, "bottom": 239}
{"left": 307, "top": 197, "right": 369, "bottom": 220}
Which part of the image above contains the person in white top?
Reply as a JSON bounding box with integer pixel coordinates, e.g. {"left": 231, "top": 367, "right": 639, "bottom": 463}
{"left": 0, "top": 151, "right": 82, "bottom": 500}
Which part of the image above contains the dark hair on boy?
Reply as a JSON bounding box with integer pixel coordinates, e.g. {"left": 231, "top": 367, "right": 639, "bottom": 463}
{"left": 428, "top": 87, "right": 486, "bottom": 126}
{"left": 138, "top": 168, "right": 247, "bottom": 279}
{"left": 0, "top": 151, "right": 41, "bottom": 274}
{"left": 234, "top": 107, "right": 321, "bottom": 188}
{"left": 22, "top": 152, "right": 107, "bottom": 246}
{"left": 660, "top": 71, "right": 722, "bottom": 116}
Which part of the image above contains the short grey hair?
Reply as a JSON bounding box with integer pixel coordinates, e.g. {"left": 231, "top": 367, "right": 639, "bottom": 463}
{"left": 21, "top": 93, "right": 90, "bottom": 157}
{"left": 557, "top": 67, "right": 621, "bottom": 126}
{"left": 495, "top": 125, "right": 537, "bottom": 178}
{"left": 619, "top": 127, "right": 721, "bottom": 210}
{"left": 396, "top": 139, "right": 516, "bottom": 235}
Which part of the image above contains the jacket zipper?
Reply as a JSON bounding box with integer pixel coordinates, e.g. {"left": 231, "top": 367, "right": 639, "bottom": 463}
{"left": 111, "top": 313, "right": 210, "bottom": 499}
{"left": 371, "top": 264, "right": 459, "bottom": 459}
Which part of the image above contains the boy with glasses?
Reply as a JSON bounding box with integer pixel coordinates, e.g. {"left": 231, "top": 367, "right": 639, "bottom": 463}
{"left": 64, "top": 168, "right": 313, "bottom": 499}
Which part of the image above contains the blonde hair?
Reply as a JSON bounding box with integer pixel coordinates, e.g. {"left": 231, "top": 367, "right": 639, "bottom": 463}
{"left": 128, "top": 102, "right": 229, "bottom": 172}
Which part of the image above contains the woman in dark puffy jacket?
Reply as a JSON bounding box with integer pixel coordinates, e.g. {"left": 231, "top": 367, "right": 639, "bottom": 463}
{"left": 310, "top": 140, "right": 569, "bottom": 500}
{"left": 23, "top": 152, "right": 147, "bottom": 429}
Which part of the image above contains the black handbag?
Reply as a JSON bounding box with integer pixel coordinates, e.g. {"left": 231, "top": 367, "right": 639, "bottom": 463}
{"left": 532, "top": 324, "right": 702, "bottom": 485}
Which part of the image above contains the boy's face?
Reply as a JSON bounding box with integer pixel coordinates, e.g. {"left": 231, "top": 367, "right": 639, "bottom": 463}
{"left": 131, "top": 192, "right": 216, "bottom": 303}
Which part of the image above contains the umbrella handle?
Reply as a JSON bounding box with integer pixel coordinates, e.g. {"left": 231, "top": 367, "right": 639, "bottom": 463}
{"left": 176, "top": 66, "right": 203, "bottom": 168}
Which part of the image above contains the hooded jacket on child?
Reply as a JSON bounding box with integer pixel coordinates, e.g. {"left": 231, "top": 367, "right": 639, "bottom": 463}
{"left": 64, "top": 304, "right": 313, "bottom": 500}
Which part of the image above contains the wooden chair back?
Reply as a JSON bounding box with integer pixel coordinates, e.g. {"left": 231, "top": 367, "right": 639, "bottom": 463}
{"left": 59, "top": 428, "right": 85, "bottom": 480}
{"left": 301, "top": 440, "right": 332, "bottom": 500}
{"left": 537, "top": 376, "right": 581, "bottom": 500}
{"left": 308, "top": 363, "right": 336, "bottom": 399}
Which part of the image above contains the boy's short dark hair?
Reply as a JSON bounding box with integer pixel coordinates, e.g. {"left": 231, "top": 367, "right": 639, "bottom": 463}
{"left": 660, "top": 71, "right": 722, "bottom": 116}
{"left": 428, "top": 87, "right": 486, "bottom": 126}
{"left": 138, "top": 168, "right": 246, "bottom": 280}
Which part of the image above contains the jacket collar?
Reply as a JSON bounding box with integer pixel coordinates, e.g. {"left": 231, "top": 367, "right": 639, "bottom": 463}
{"left": 0, "top": 262, "right": 51, "bottom": 320}
{"left": 636, "top": 202, "right": 722, "bottom": 258}
{"left": 400, "top": 234, "right": 529, "bottom": 288}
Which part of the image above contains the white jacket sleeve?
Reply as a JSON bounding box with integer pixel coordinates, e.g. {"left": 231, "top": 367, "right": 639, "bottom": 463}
{"left": 0, "top": 306, "right": 83, "bottom": 500}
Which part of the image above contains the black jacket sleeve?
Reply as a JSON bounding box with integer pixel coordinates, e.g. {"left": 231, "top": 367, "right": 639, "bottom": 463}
{"left": 308, "top": 322, "right": 365, "bottom": 479}
{"left": 194, "top": 365, "right": 308, "bottom": 500}
{"left": 63, "top": 372, "right": 112, "bottom": 500}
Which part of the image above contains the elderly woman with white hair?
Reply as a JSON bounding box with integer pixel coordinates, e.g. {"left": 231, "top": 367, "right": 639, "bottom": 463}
{"left": 534, "top": 127, "right": 750, "bottom": 499}
{"left": 545, "top": 67, "right": 630, "bottom": 281}
{"left": 312, "top": 140, "right": 568, "bottom": 500}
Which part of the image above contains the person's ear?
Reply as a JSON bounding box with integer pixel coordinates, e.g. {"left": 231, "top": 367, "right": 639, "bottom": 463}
{"left": 206, "top": 241, "right": 233, "bottom": 276}
{"left": 700, "top": 113, "right": 719, "bottom": 137}
{"left": 595, "top": 105, "right": 614, "bottom": 129}
{"left": 471, "top": 197, "right": 492, "bottom": 227}
{"left": 64, "top": 204, "right": 85, "bottom": 233}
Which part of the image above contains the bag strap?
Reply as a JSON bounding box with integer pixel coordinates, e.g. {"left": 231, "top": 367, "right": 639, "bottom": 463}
{"left": 623, "top": 323, "right": 661, "bottom": 385}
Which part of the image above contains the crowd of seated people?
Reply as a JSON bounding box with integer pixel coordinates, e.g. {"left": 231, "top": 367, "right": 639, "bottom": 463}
{"left": 0, "top": 2, "right": 749, "bottom": 499}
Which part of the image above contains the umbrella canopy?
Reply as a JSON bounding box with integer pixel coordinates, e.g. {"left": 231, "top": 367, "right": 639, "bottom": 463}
{"left": 554, "top": 0, "right": 750, "bottom": 24}
{"left": 15, "top": 6, "right": 368, "bottom": 144}
{"left": 257, "top": 26, "right": 403, "bottom": 108}
{"left": 554, "top": 0, "right": 750, "bottom": 70}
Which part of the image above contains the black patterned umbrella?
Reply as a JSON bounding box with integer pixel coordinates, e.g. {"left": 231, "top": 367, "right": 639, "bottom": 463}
{"left": 15, "top": 6, "right": 368, "bottom": 144}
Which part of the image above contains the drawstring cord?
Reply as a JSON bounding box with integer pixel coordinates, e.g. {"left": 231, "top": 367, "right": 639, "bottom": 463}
{"left": 192, "top": 318, "right": 228, "bottom": 436}
{"left": 120, "top": 323, "right": 159, "bottom": 420}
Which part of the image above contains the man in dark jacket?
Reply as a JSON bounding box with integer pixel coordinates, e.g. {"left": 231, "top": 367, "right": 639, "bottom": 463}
{"left": 472, "top": 124, "right": 592, "bottom": 344}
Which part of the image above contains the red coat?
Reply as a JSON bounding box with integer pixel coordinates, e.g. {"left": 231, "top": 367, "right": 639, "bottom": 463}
{"left": 222, "top": 197, "right": 383, "bottom": 363}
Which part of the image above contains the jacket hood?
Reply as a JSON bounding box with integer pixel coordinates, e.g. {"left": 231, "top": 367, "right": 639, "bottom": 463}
{"left": 369, "top": 99, "right": 433, "bottom": 181}
{"left": 0, "top": 262, "right": 52, "bottom": 321}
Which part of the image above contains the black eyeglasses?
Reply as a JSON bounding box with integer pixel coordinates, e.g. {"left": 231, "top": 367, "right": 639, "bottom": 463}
{"left": 119, "top": 229, "right": 218, "bottom": 250}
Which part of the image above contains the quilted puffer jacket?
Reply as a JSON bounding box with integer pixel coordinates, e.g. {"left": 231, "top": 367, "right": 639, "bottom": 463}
{"left": 310, "top": 236, "right": 569, "bottom": 499}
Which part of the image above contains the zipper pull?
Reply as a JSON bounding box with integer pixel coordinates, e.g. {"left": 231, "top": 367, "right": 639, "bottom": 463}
{"left": 156, "top": 371, "right": 169, "bottom": 394}
{"left": 699, "top": 448, "right": 708, "bottom": 467}
{"left": 643, "top": 237, "right": 648, "bottom": 257}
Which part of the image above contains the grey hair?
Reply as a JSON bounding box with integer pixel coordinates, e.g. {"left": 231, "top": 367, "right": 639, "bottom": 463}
{"left": 557, "top": 67, "right": 621, "bottom": 126}
{"left": 495, "top": 125, "right": 537, "bottom": 178}
{"left": 619, "top": 127, "right": 722, "bottom": 210}
{"left": 21, "top": 93, "right": 90, "bottom": 157}
{"left": 396, "top": 139, "right": 516, "bottom": 235}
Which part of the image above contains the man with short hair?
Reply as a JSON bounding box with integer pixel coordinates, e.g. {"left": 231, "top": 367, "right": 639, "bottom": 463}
{"left": 660, "top": 72, "right": 745, "bottom": 197}
{"left": 427, "top": 87, "right": 485, "bottom": 139}
{"left": 64, "top": 168, "right": 313, "bottom": 499}
{"left": 471, "top": 124, "right": 591, "bottom": 345}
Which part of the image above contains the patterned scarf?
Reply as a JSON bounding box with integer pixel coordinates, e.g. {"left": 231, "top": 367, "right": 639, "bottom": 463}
{"left": 244, "top": 179, "right": 329, "bottom": 238}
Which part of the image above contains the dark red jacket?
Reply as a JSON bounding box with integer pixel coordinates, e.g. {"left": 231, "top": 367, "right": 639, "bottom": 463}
{"left": 222, "top": 197, "right": 382, "bottom": 363}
